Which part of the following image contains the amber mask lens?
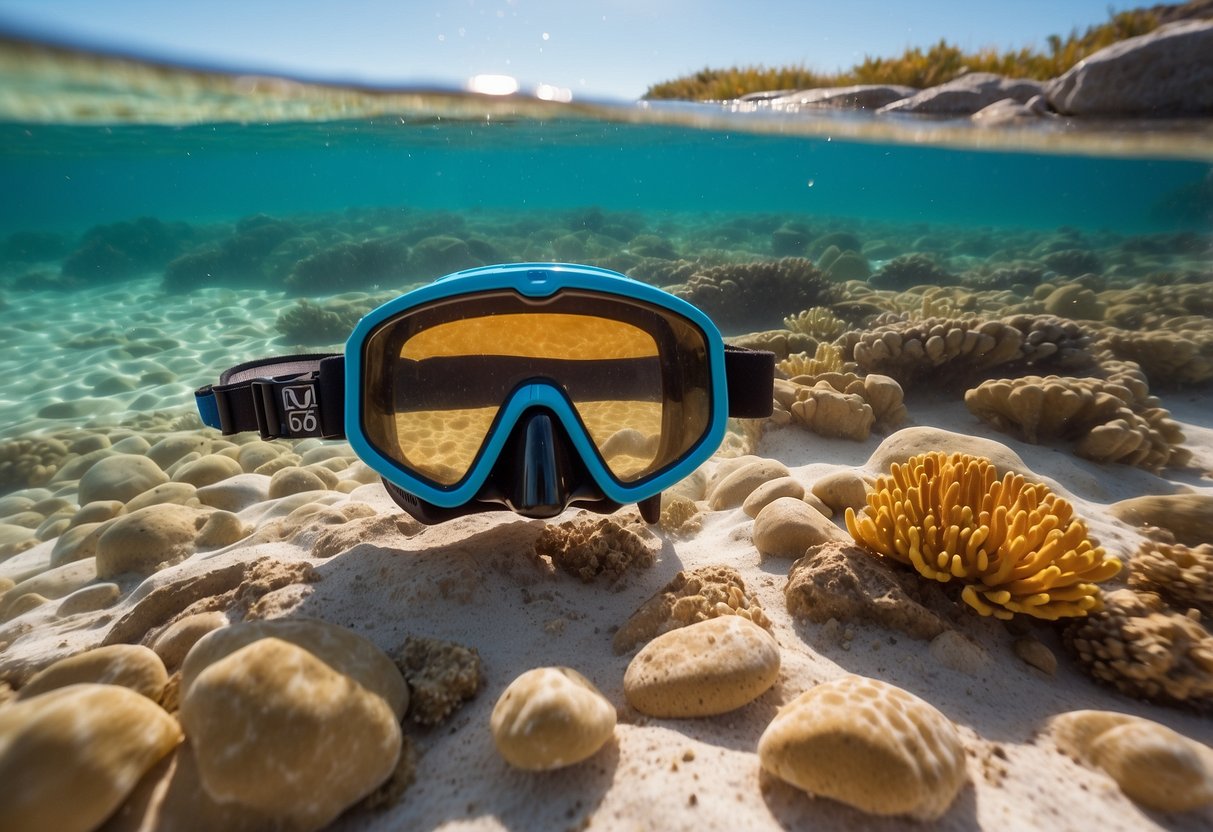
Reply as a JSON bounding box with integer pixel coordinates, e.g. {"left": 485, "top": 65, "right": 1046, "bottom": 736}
{"left": 360, "top": 291, "right": 712, "bottom": 488}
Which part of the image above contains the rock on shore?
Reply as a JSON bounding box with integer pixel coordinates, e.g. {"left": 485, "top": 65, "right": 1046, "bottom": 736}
{"left": 745, "top": 19, "right": 1213, "bottom": 120}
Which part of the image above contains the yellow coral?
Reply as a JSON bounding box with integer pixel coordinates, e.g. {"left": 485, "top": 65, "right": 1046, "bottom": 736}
{"left": 777, "top": 342, "right": 849, "bottom": 378}
{"left": 784, "top": 306, "right": 847, "bottom": 340}
{"left": 844, "top": 451, "right": 1121, "bottom": 621}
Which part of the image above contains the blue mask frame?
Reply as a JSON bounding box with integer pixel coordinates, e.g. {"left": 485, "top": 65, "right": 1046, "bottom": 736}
{"left": 343, "top": 262, "right": 731, "bottom": 511}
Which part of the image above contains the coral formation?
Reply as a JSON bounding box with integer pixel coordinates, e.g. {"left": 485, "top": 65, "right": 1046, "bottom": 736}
{"left": 61, "top": 217, "right": 192, "bottom": 284}
{"left": 657, "top": 494, "right": 703, "bottom": 536}
{"left": 1062, "top": 588, "right": 1213, "bottom": 710}
{"left": 868, "top": 253, "right": 956, "bottom": 290}
{"left": 776, "top": 342, "right": 854, "bottom": 379}
{"left": 824, "top": 250, "right": 872, "bottom": 282}
{"left": 961, "top": 263, "right": 1046, "bottom": 291}
{"left": 394, "top": 636, "right": 482, "bottom": 725}
{"left": 1042, "top": 284, "right": 1105, "bottom": 320}
{"left": 726, "top": 329, "right": 818, "bottom": 360}
{"left": 778, "top": 372, "right": 907, "bottom": 433}
{"left": 837, "top": 314, "right": 1094, "bottom": 389}
{"left": 771, "top": 222, "right": 811, "bottom": 256}
{"left": 275, "top": 297, "right": 379, "bottom": 345}
{"left": 783, "top": 381, "right": 876, "bottom": 440}
{"left": 965, "top": 375, "right": 1130, "bottom": 442}
{"left": 783, "top": 306, "right": 847, "bottom": 340}
{"left": 1042, "top": 247, "right": 1102, "bottom": 277}
{"left": 162, "top": 214, "right": 297, "bottom": 292}
{"left": 0, "top": 434, "right": 74, "bottom": 491}
{"left": 839, "top": 316, "right": 1024, "bottom": 387}
{"left": 667, "top": 258, "right": 842, "bottom": 332}
{"left": 846, "top": 451, "right": 1121, "bottom": 620}
{"left": 1073, "top": 409, "right": 1189, "bottom": 471}
{"left": 964, "top": 373, "right": 1190, "bottom": 472}
{"left": 1101, "top": 278, "right": 1213, "bottom": 331}
{"left": 613, "top": 565, "right": 771, "bottom": 654}
{"left": 1129, "top": 540, "right": 1213, "bottom": 615}
{"left": 807, "top": 231, "right": 863, "bottom": 260}
{"left": 1096, "top": 326, "right": 1213, "bottom": 388}
{"left": 533, "top": 515, "right": 657, "bottom": 584}
{"left": 285, "top": 236, "right": 410, "bottom": 293}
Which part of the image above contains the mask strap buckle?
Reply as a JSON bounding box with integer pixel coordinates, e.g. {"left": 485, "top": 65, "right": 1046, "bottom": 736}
{"left": 251, "top": 375, "right": 325, "bottom": 440}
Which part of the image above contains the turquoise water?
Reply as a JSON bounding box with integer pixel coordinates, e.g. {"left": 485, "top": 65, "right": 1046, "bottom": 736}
{"left": 1, "top": 119, "right": 1210, "bottom": 235}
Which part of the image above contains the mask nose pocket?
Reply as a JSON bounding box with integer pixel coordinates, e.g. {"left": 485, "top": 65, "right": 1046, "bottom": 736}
{"left": 487, "top": 407, "right": 590, "bottom": 519}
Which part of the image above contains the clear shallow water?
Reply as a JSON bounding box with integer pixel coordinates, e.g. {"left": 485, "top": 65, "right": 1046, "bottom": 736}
{"left": 0, "top": 35, "right": 1210, "bottom": 439}
{"left": 2, "top": 118, "right": 1211, "bottom": 234}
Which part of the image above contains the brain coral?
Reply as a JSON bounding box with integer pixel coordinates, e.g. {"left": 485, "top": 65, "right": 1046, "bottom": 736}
{"left": 964, "top": 373, "right": 1190, "bottom": 472}
{"left": 773, "top": 372, "right": 906, "bottom": 435}
{"left": 1062, "top": 588, "right": 1213, "bottom": 710}
{"left": 964, "top": 375, "right": 1126, "bottom": 443}
{"left": 838, "top": 317, "right": 1026, "bottom": 388}
{"left": 786, "top": 382, "right": 875, "bottom": 441}
{"left": 845, "top": 451, "right": 1121, "bottom": 620}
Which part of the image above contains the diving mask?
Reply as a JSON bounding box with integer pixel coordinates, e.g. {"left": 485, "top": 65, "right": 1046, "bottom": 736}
{"left": 194, "top": 263, "right": 774, "bottom": 523}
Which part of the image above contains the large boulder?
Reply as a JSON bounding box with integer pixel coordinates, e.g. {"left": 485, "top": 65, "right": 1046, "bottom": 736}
{"left": 1047, "top": 21, "right": 1213, "bottom": 116}
{"left": 878, "top": 73, "right": 1044, "bottom": 115}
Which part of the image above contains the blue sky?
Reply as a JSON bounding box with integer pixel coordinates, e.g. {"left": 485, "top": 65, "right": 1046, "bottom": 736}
{"left": 0, "top": 0, "right": 1134, "bottom": 100}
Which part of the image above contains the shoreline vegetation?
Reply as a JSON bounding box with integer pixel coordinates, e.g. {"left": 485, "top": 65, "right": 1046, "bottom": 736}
{"left": 642, "top": 0, "right": 1213, "bottom": 100}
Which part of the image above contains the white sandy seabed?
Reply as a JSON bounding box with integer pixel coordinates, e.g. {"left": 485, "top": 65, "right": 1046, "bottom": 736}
{"left": 0, "top": 276, "right": 1212, "bottom": 831}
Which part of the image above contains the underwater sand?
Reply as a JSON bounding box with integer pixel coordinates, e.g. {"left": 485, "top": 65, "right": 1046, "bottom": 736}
{"left": 1, "top": 213, "right": 1212, "bottom": 830}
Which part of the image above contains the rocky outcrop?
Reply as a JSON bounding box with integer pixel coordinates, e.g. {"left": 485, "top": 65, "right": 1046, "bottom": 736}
{"left": 770, "top": 84, "right": 919, "bottom": 110}
{"left": 877, "top": 72, "right": 1044, "bottom": 115}
{"left": 1047, "top": 20, "right": 1213, "bottom": 116}
{"left": 742, "top": 20, "right": 1213, "bottom": 121}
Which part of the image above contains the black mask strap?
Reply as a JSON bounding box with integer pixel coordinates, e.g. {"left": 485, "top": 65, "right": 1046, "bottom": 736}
{"left": 194, "top": 346, "right": 773, "bottom": 442}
